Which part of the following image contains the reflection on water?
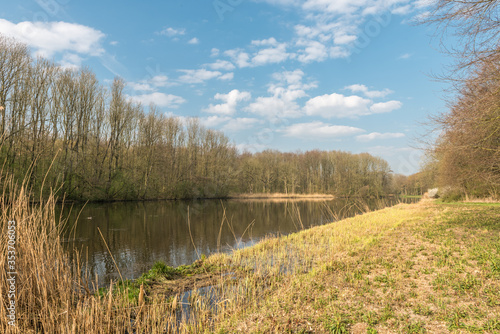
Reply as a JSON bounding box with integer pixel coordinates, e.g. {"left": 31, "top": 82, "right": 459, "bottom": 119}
{"left": 61, "top": 198, "right": 417, "bottom": 284}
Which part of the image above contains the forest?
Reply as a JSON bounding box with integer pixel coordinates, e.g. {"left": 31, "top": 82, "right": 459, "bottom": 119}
{"left": 0, "top": 34, "right": 396, "bottom": 201}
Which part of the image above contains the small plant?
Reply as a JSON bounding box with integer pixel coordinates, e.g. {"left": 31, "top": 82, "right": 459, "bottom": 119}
{"left": 362, "top": 311, "right": 379, "bottom": 326}
{"left": 413, "top": 304, "right": 433, "bottom": 316}
{"left": 405, "top": 320, "right": 427, "bottom": 333}
{"left": 325, "top": 314, "right": 351, "bottom": 334}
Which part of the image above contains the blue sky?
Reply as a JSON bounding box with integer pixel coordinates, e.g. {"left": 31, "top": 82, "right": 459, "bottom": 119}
{"left": 0, "top": 0, "right": 451, "bottom": 174}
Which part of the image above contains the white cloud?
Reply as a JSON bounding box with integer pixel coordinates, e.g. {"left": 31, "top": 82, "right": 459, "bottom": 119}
{"left": 222, "top": 118, "right": 260, "bottom": 132}
{"left": 178, "top": 69, "right": 222, "bottom": 84}
{"left": 345, "top": 84, "right": 393, "bottom": 98}
{"left": 160, "top": 27, "right": 185, "bottom": 37}
{"left": 370, "top": 100, "right": 402, "bottom": 114}
{"left": 272, "top": 69, "right": 303, "bottom": 86}
{"left": 128, "top": 82, "right": 154, "bottom": 91}
{"left": 218, "top": 72, "right": 234, "bottom": 80}
{"left": 333, "top": 32, "right": 357, "bottom": 45}
{"left": 329, "top": 46, "right": 350, "bottom": 58}
{"left": 150, "top": 75, "right": 170, "bottom": 87}
{"left": 293, "top": 21, "right": 355, "bottom": 62}
{"left": 225, "top": 42, "right": 291, "bottom": 67}
{"left": 304, "top": 93, "right": 372, "bottom": 118}
{"left": 302, "top": 0, "right": 371, "bottom": 14}
{"left": 200, "top": 115, "right": 231, "bottom": 128}
{"left": 356, "top": 132, "right": 405, "bottom": 142}
{"left": 251, "top": 0, "right": 430, "bottom": 65}
{"left": 398, "top": 53, "right": 412, "bottom": 59}
{"left": 188, "top": 37, "right": 199, "bottom": 44}
{"left": 210, "top": 48, "right": 220, "bottom": 57}
{"left": 251, "top": 43, "right": 291, "bottom": 66}
{"left": 246, "top": 69, "right": 316, "bottom": 119}
{"left": 129, "top": 92, "right": 186, "bottom": 108}
{"left": 0, "top": 19, "right": 105, "bottom": 58}
{"left": 271, "top": 69, "right": 317, "bottom": 90}
{"left": 392, "top": 5, "right": 412, "bottom": 15}
{"left": 59, "top": 53, "right": 83, "bottom": 70}
{"left": 206, "top": 59, "right": 235, "bottom": 71}
{"left": 247, "top": 95, "right": 303, "bottom": 118}
{"left": 128, "top": 75, "right": 172, "bottom": 91}
{"left": 224, "top": 49, "right": 251, "bottom": 68}
{"left": 296, "top": 39, "right": 328, "bottom": 63}
{"left": 282, "top": 121, "right": 364, "bottom": 139}
{"left": 413, "top": 0, "right": 435, "bottom": 9}
{"left": 203, "top": 89, "right": 251, "bottom": 115}
{"left": 251, "top": 37, "right": 279, "bottom": 46}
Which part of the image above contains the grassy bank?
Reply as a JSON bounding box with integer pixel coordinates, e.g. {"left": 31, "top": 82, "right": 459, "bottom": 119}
{"left": 216, "top": 200, "right": 500, "bottom": 333}
{"left": 1, "top": 186, "right": 499, "bottom": 332}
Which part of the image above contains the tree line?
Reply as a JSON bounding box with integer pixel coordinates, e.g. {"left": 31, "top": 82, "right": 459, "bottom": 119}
{"left": 0, "top": 34, "right": 396, "bottom": 201}
{"left": 422, "top": 0, "right": 500, "bottom": 199}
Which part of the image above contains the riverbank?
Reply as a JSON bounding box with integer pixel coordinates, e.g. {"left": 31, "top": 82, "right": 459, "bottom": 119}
{"left": 135, "top": 199, "right": 500, "bottom": 332}
{"left": 212, "top": 199, "right": 500, "bottom": 333}
{"left": 2, "top": 197, "right": 499, "bottom": 333}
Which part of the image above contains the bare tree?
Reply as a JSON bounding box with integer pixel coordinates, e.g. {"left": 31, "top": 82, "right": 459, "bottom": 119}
{"left": 424, "top": 0, "right": 500, "bottom": 75}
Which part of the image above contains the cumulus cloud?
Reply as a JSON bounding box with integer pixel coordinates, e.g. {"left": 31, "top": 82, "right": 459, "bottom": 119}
{"left": 392, "top": 5, "right": 412, "bottom": 15}
{"left": 177, "top": 69, "right": 223, "bottom": 84}
{"left": 224, "top": 49, "right": 251, "bottom": 68}
{"left": 150, "top": 75, "right": 170, "bottom": 87}
{"left": 302, "top": 0, "right": 371, "bottom": 14}
{"left": 246, "top": 69, "right": 314, "bottom": 118}
{"left": 247, "top": 0, "right": 430, "bottom": 65}
{"left": 218, "top": 72, "right": 234, "bottom": 80}
{"left": 247, "top": 95, "right": 303, "bottom": 118}
{"left": 345, "top": 84, "right": 393, "bottom": 98}
{"left": 282, "top": 121, "right": 364, "bottom": 139}
{"left": 188, "top": 37, "right": 199, "bottom": 44}
{"left": 222, "top": 118, "right": 260, "bottom": 132}
{"left": 329, "top": 46, "right": 350, "bottom": 58}
{"left": 370, "top": 100, "right": 402, "bottom": 114}
{"left": 160, "top": 27, "right": 186, "bottom": 37}
{"left": 356, "top": 132, "right": 405, "bottom": 142}
{"left": 304, "top": 93, "right": 372, "bottom": 118}
{"left": 0, "top": 19, "right": 105, "bottom": 58}
{"left": 271, "top": 69, "right": 317, "bottom": 90}
{"left": 296, "top": 39, "right": 328, "bottom": 63}
{"left": 224, "top": 40, "right": 291, "bottom": 68}
{"left": 251, "top": 37, "right": 279, "bottom": 46}
{"left": 129, "top": 92, "right": 186, "bottom": 108}
{"left": 128, "top": 82, "right": 154, "bottom": 91}
{"left": 333, "top": 32, "right": 357, "bottom": 45}
{"left": 210, "top": 48, "right": 220, "bottom": 57}
{"left": 128, "top": 75, "right": 172, "bottom": 91}
{"left": 59, "top": 53, "right": 84, "bottom": 70}
{"left": 206, "top": 60, "right": 236, "bottom": 71}
{"left": 413, "top": 0, "right": 435, "bottom": 9}
{"left": 203, "top": 89, "right": 251, "bottom": 115}
{"left": 200, "top": 115, "right": 231, "bottom": 128}
{"left": 304, "top": 91, "right": 402, "bottom": 118}
{"left": 251, "top": 42, "right": 291, "bottom": 66}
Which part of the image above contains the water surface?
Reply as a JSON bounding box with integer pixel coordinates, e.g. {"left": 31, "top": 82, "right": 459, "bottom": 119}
{"left": 61, "top": 197, "right": 416, "bottom": 284}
